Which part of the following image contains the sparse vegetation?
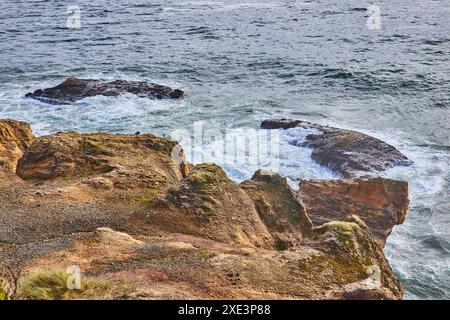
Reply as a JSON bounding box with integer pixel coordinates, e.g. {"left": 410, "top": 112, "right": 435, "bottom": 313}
{"left": 17, "top": 270, "right": 114, "bottom": 300}
{"left": 134, "top": 190, "right": 158, "bottom": 207}
{"left": 198, "top": 250, "right": 217, "bottom": 260}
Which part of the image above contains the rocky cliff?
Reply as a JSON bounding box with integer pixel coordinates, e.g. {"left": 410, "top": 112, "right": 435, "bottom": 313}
{"left": 0, "top": 119, "right": 407, "bottom": 300}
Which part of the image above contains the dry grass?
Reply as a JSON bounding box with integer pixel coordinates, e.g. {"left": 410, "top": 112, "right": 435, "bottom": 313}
{"left": 17, "top": 270, "right": 125, "bottom": 300}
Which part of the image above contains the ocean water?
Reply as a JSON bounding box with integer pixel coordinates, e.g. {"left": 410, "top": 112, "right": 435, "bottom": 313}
{"left": 0, "top": 0, "right": 449, "bottom": 299}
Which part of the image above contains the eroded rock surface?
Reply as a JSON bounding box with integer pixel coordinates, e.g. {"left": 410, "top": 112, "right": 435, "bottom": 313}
{"left": 299, "top": 178, "right": 409, "bottom": 245}
{"left": 0, "top": 119, "right": 406, "bottom": 300}
{"left": 131, "top": 166, "right": 313, "bottom": 250}
{"left": 261, "top": 118, "right": 412, "bottom": 177}
{"left": 16, "top": 131, "right": 190, "bottom": 183}
{"left": 0, "top": 119, "right": 35, "bottom": 172}
{"left": 25, "top": 77, "right": 184, "bottom": 104}
{"left": 2, "top": 128, "right": 191, "bottom": 245}
{"left": 240, "top": 170, "right": 314, "bottom": 249}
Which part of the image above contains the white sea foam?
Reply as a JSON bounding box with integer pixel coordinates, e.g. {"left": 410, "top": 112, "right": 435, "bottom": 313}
{"left": 182, "top": 126, "right": 338, "bottom": 187}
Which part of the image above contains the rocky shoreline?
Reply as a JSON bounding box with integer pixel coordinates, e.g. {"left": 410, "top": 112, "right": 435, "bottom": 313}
{"left": 0, "top": 118, "right": 409, "bottom": 300}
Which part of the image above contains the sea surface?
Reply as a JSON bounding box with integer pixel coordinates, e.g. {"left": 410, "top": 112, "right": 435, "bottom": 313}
{"left": 0, "top": 0, "right": 449, "bottom": 299}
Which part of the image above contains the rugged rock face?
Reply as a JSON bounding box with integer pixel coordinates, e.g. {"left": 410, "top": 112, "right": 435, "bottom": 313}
{"left": 261, "top": 118, "right": 412, "bottom": 177}
{"left": 240, "top": 170, "right": 314, "bottom": 249}
{"left": 0, "top": 119, "right": 406, "bottom": 300}
{"left": 16, "top": 131, "right": 190, "bottom": 184}
{"left": 299, "top": 178, "right": 409, "bottom": 245}
{"left": 25, "top": 77, "right": 184, "bottom": 104}
{"left": 130, "top": 163, "right": 276, "bottom": 249}
{"left": 1, "top": 128, "right": 191, "bottom": 246}
{"left": 0, "top": 119, "right": 35, "bottom": 172}
{"left": 14, "top": 218, "right": 402, "bottom": 300}
{"left": 131, "top": 166, "right": 312, "bottom": 250}
{"left": 313, "top": 215, "right": 403, "bottom": 299}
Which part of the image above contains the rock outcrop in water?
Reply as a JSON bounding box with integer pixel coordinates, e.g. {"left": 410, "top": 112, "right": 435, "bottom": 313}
{"left": 261, "top": 118, "right": 413, "bottom": 178}
{"left": 0, "top": 119, "right": 406, "bottom": 300}
{"left": 25, "top": 77, "right": 184, "bottom": 104}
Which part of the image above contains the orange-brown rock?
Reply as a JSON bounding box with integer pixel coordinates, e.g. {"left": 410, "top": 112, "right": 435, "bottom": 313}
{"left": 240, "top": 169, "right": 313, "bottom": 249}
{"left": 13, "top": 217, "right": 402, "bottom": 299}
{"left": 299, "top": 178, "right": 409, "bottom": 245}
{"left": 131, "top": 165, "right": 316, "bottom": 250}
{"left": 16, "top": 131, "right": 190, "bottom": 186}
{"left": 131, "top": 163, "right": 276, "bottom": 249}
{"left": 2, "top": 127, "right": 191, "bottom": 246}
{"left": 313, "top": 215, "right": 403, "bottom": 299}
{"left": 0, "top": 119, "right": 35, "bottom": 172}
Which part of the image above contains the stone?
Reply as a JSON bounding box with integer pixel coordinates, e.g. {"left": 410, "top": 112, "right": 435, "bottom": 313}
{"left": 299, "top": 178, "right": 409, "bottom": 245}
{"left": 16, "top": 132, "right": 190, "bottom": 185}
{"left": 240, "top": 169, "right": 313, "bottom": 249}
{"left": 25, "top": 77, "right": 184, "bottom": 104}
{"left": 130, "top": 163, "right": 277, "bottom": 249}
{"left": 261, "top": 118, "right": 412, "bottom": 177}
{"left": 0, "top": 119, "right": 408, "bottom": 300}
{"left": 0, "top": 119, "right": 35, "bottom": 172}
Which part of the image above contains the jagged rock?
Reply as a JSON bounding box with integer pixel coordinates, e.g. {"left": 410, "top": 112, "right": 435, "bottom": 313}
{"left": 25, "top": 77, "right": 184, "bottom": 104}
{"left": 131, "top": 165, "right": 315, "bottom": 250}
{"left": 16, "top": 222, "right": 402, "bottom": 300}
{"left": 314, "top": 215, "right": 403, "bottom": 299}
{"left": 240, "top": 169, "right": 313, "bottom": 249}
{"left": 0, "top": 119, "right": 35, "bottom": 172}
{"left": 130, "top": 163, "right": 277, "bottom": 249}
{"left": 261, "top": 118, "right": 412, "bottom": 177}
{"left": 299, "top": 178, "right": 409, "bottom": 245}
{"left": 1, "top": 125, "right": 193, "bottom": 246}
{"left": 16, "top": 132, "right": 191, "bottom": 185}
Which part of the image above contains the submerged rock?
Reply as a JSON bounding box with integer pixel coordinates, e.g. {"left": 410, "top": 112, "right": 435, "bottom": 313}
{"left": 299, "top": 178, "right": 409, "bottom": 245}
{"left": 25, "top": 77, "right": 184, "bottom": 104}
{"left": 261, "top": 118, "right": 413, "bottom": 177}
{"left": 0, "top": 119, "right": 35, "bottom": 172}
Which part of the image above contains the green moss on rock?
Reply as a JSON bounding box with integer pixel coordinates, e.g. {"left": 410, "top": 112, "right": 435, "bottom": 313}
{"left": 185, "top": 163, "right": 228, "bottom": 191}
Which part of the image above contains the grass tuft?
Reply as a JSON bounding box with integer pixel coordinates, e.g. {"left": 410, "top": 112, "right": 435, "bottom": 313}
{"left": 18, "top": 270, "right": 113, "bottom": 300}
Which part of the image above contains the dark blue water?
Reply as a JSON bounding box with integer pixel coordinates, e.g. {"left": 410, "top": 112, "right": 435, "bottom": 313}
{"left": 0, "top": 0, "right": 449, "bottom": 299}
